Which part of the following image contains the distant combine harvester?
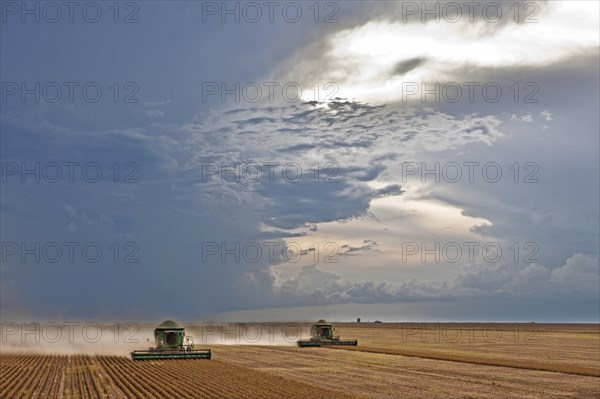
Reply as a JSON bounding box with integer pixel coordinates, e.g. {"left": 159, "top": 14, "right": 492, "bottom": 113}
{"left": 130, "top": 320, "right": 211, "bottom": 360}
{"left": 297, "top": 319, "right": 358, "bottom": 347}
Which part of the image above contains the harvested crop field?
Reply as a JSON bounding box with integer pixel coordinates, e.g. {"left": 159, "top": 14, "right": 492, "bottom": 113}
{"left": 214, "top": 345, "right": 600, "bottom": 398}
{"left": 336, "top": 322, "right": 600, "bottom": 377}
{"left": 1, "top": 323, "right": 598, "bottom": 398}
{"left": 0, "top": 354, "right": 356, "bottom": 399}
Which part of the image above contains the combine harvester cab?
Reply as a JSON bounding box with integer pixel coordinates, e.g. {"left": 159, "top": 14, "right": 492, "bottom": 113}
{"left": 131, "top": 320, "right": 211, "bottom": 360}
{"left": 297, "top": 319, "right": 358, "bottom": 347}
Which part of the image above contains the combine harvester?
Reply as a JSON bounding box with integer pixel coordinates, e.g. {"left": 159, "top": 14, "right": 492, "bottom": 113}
{"left": 297, "top": 319, "right": 358, "bottom": 347}
{"left": 131, "top": 320, "right": 211, "bottom": 360}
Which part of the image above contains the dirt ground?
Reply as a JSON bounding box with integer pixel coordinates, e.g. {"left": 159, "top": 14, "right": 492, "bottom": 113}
{"left": 214, "top": 346, "right": 599, "bottom": 398}
{"left": 335, "top": 322, "right": 600, "bottom": 375}
{"left": 211, "top": 323, "right": 600, "bottom": 398}
{"left": 1, "top": 323, "right": 598, "bottom": 398}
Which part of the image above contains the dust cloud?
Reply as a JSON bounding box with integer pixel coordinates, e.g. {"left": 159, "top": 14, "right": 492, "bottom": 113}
{"left": 0, "top": 322, "right": 310, "bottom": 355}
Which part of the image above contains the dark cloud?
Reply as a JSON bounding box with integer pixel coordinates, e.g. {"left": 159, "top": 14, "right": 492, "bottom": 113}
{"left": 374, "top": 184, "right": 404, "bottom": 198}
{"left": 0, "top": 97, "right": 505, "bottom": 319}
{"left": 339, "top": 240, "right": 379, "bottom": 257}
{"left": 1, "top": 1, "right": 597, "bottom": 322}
{"left": 391, "top": 57, "right": 427, "bottom": 76}
{"left": 182, "top": 100, "right": 501, "bottom": 229}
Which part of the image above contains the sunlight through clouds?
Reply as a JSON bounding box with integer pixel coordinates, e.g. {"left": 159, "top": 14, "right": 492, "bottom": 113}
{"left": 291, "top": 1, "right": 600, "bottom": 103}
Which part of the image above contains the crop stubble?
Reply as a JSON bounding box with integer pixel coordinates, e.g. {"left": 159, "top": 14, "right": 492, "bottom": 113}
{"left": 1, "top": 323, "right": 598, "bottom": 398}
{"left": 0, "top": 354, "right": 356, "bottom": 399}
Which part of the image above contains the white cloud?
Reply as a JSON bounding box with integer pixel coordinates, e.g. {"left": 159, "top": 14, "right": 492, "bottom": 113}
{"left": 510, "top": 114, "right": 533, "bottom": 122}
{"left": 181, "top": 101, "right": 503, "bottom": 229}
{"left": 145, "top": 109, "right": 165, "bottom": 118}
{"left": 140, "top": 99, "right": 173, "bottom": 118}
{"left": 550, "top": 253, "right": 600, "bottom": 294}
{"left": 276, "top": 2, "right": 599, "bottom": 104}
{"left": 456, "top": 253, "right": 599, "bottom": 297}
{"left": 540, "top": 110, "right": 553, "bottom": 121}
{"left": 275, "top": 253, "right": 599, "bottom": 305}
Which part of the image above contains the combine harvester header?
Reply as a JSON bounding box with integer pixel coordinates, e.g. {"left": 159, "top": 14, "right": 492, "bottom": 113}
{"left": 297, "top": 319, "right": 358, "bottom": 347}
{"left": 131, "top": 320, "right": 211, "bottom": 360}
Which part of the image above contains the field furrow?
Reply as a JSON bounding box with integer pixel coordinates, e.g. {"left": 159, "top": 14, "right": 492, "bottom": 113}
{"left": 213, "top": 344, "right": 600, "bottom": 399}
{"left": 0, "top": 354, "right": 356, "bottom": 399}
{"left": 1, "top": 324, "right": 598, "bottom": 398}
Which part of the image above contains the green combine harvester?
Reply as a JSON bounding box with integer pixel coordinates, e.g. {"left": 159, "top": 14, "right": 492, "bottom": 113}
{"left": 297, "top": 319, "right": 358, "bottom": 347}
{"left": 130, "top": 320, "right": 211, "bottom": 360}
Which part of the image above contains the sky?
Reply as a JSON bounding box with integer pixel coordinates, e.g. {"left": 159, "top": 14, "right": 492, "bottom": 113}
{"left": 1, "top": 1, "right": 599, "bottom": 323}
